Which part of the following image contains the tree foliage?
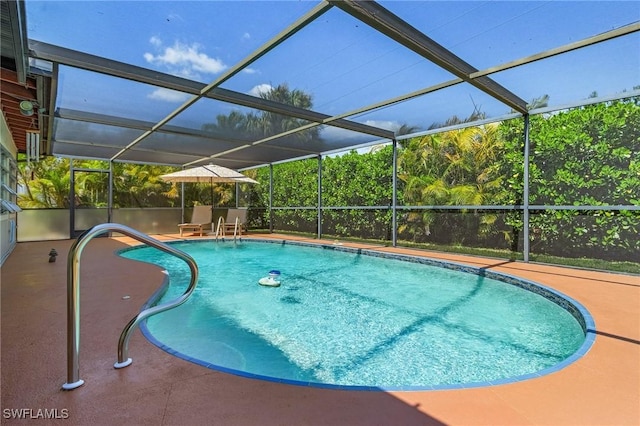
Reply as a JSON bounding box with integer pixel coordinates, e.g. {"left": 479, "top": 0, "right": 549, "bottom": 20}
{"left": 17, "top": 156, "right": 70, "bottom": 208}
{"left": 322, "top": 147, "right": 394, "bottom": 238}
{"left": 500, "top": 99, "right": 640, "bottom": 259}
{"left": 18, "top": 158, "right": 179, "bottom": 208}
{"left": 252, "top": 158, "right": 319, "bottom": 233}
{"left": 397, "top": 123, "right": 509, "bottom": 245}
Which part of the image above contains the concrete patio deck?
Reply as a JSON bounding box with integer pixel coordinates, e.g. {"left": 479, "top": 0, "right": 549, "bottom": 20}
{"left": 1, "top": 233, "right": 638, "bottom": 425}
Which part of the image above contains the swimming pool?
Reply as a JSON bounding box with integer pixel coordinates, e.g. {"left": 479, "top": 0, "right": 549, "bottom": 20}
{"left": 120, "top": 239, "right": 594, "bottom": 390}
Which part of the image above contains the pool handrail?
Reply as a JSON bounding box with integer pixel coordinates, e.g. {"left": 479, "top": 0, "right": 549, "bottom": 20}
{"left": 214, "top": 215, "right": 225, "bottom": 239}
{"left": 232, "top": 216, "right": 240, "bottom": 240}
{"left": 62, "top": 223, "right": 199, "bottom": 391}
{"left": 213, "top": 213, "right": 241, "bottom": 241}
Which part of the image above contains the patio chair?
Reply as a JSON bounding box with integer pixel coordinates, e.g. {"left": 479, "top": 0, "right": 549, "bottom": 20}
{"left": 178, "top": 205, "right": 212, "bottom": 237}
{"left": 223, "top": 208, "right": 247, "bottom": 236}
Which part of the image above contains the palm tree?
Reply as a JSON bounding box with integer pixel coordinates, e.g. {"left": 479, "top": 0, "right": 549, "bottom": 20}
{"left": 202, "top": 111, "right": 248, "bottom": 136}
{"left": 527, "top": 95, "right": 550, "bottom": 110}
{"left": 254, "top": 84, "right": 318, "bottom": 141}
{"left": 398, "top": 120, "right": 506, "bottom": 244}
{"left": 202, "top": 84, "right": 320, "bottom": 143}
{"left": 17, "top": 156, "right": 70, "bottom": 208}
{"left": 112, "top": 163, "right": 177, "bottom": 207}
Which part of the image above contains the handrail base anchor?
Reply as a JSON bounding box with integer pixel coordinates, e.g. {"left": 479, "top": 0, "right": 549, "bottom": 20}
{"left": 62, "top": 379, "right": 85, "bottom": 390}
{"left": 114, "top": 358, "right": 133, "bottom": 369}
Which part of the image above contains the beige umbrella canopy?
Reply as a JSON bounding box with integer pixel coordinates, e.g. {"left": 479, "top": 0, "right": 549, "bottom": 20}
{"left": 160, "top": 164, "right": 258, "bottom": 206}
{"left": 159, "top": 164, "right": 258, "bottom": 184}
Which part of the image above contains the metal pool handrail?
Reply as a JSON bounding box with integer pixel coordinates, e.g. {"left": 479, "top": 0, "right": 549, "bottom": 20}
{"left": 214, "top": 215, "right": 225, "bottom": 240}
{"left": 62, "top": 223, "right": 199, "bottom": 390}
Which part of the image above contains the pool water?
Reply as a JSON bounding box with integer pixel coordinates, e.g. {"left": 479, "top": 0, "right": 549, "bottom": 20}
{"left": 120, "top": 240, "right": 589, "bottom": 390}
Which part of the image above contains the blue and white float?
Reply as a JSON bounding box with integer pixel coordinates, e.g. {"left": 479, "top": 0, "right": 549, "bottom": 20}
{"left": 258, "top": 270, "right": 281, "bottom": 287}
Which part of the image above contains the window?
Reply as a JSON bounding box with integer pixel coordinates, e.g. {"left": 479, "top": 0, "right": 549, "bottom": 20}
{"left": 0, "top": 147, "right": 20, "bottom": 214}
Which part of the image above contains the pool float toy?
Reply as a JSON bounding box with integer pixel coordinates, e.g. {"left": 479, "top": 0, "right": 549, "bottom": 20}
{"left": 259, "top": 270, "right": 281, "bottom": 287}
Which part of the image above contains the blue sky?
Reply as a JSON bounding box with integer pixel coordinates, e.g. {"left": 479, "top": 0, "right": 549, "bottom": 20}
{"left": 25, "top": 1, "right": 640, "bottom": 137}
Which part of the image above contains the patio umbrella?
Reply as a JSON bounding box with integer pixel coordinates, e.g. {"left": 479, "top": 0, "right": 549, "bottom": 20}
{"left": 160, "top": 164, "right": 258, "bottom": 205}
{"left": 160, "top": 164, "right": 258, "bottom": 184}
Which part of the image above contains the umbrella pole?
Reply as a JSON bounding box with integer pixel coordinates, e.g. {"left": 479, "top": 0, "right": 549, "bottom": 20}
{"left": 210, "top": 178, "right": 215, "bottom": 207}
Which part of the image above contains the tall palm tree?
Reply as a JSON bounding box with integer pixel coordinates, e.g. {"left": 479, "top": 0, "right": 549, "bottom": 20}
{"left": 254, "top": 84, "right": 318, "bottom": 141}
{"left": 202, "top": 84, "right": 320, "bottom": 143}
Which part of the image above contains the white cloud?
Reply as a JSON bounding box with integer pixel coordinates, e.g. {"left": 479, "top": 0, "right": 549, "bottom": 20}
{"left": 144, "top": 39, "right": 227, "bottom": 79}
{"left": 242, "top": 32, "right": 251, "bottom": 41}
{"left": 249, "top": 83, "right": 273, "bottom": 97}
{"left": 243, "top": 68, "right": 258, "bottom": 75}
{"left": 147, "top": 88, "right": 191, "bottom": 103}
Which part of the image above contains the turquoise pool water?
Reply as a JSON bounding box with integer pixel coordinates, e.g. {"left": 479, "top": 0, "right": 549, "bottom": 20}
{"left": 120, "top": 240, "right": 591, "bottom": 390}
